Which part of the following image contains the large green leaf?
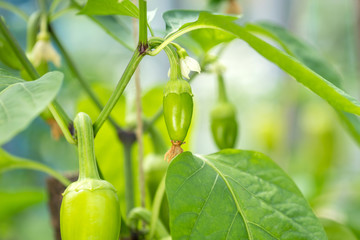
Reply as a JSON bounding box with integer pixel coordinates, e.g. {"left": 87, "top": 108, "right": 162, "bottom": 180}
{"left": 0, "top": 149, "right": 70, "bottom": 186}
{"left": 0, "top": 190, "right": 46, "bottom": 220}
{"left": 0, "top": 71, "right": 63, "bottom": 145}
{"left": 166, "top": 150, "right": 326, "bottom": 239}
{"left": 245, "top": 22, "right": 360, "bottom": 145}
{"left": 163, "top": 10, "right": 238, "bottom": 53}
{"left": 162, "top": 12, "right": 360, "bottom": 116}
{"left": 79, "top": 0, "right": 139, "bottom": 18}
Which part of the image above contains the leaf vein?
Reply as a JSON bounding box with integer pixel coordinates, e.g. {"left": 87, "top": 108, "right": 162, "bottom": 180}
{"left": 18, "top": 83, "right": 36, "bottom": 107}
{"left": 195, "top": 154, "right": 253, "bottom": 240}
{"left": 0, "top": 99, "right": 9, "bottom": 123}
{"left": 225, "top": 211, "right": 238, "bottom": 240}
{"left": 188, "top": 174, "right": 219, "bottom": 239}
{"left": 173, "top": 160, "right": 206, "bottom": 197}
{"left": 247, "top": 221, "right": 279, "bottom": 239}
{"left": 226, "top": 175, "right": 308, "bottom": 234}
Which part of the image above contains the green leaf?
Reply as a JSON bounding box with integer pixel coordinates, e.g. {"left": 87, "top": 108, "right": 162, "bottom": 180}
{"left": 163, "top": 12, "right": 360, "bottom": 115}
{"left": 166, "top": 150, "right": 326, "bottom": 239}
{"left": 79, "top": 0, "right": 139, "bottom": 18}
{"left": 0, "top": 71, "right": 63, "bottom": 145}
{"left": 0, "top": 149, "right": 70, "bottom": 186}
{"left": 163, "top": 10, "right": 238, "bottom": 52}
{"left": 320, "top": 218, "right": 358, "bottom": 240}
{"left": 245, "top": 22, "right": 360, "bottom": 145}
{"left": 0, "top": 190, "right": 46, "bottom": 220}
{"left": 245, "top": 22, "right": 342, "bottom": 87}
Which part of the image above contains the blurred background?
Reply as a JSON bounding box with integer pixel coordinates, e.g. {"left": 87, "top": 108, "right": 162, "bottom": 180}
{"left": 0, "top": 0, "right": 359, "bottom": 239}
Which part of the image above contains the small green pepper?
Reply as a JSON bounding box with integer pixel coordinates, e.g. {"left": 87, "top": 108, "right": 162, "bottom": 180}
{"left": 210, "top": 72, "right": 238, "bottom": 149}
{"left": 211, "top": 102, "right": 238, "bottom": 149}
{"left": 60, "top": 112, "right": 120, "bottom": 240}
{"left": 163, "top": 78, "right": 193, "bottom": 161}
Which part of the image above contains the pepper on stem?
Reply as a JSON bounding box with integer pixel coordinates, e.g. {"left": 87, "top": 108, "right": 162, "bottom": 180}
{"left": 60, "top": 112, "right": 121, "bottom": 240}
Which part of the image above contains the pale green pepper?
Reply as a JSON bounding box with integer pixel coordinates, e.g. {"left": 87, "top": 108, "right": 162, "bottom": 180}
{"left": 60, "top": 112, "right": 121, "bottom": 240}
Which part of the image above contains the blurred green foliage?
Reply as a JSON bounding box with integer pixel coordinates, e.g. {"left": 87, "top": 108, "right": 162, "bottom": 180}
{"left": 0, "top": 0, "right": 359, "bottom": 239}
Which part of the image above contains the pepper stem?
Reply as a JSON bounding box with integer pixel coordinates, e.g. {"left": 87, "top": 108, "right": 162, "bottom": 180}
{"left": 217, "top": 73, "right": 228, "bottom": 103}
{"left": 74, "top": 112, "right": 100, "bottom": 180}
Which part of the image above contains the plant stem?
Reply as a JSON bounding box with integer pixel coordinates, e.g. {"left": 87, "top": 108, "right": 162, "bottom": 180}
{"left": 2, "top": 149, "right": 71, "bottom": 186}
{"left": 138, "top": 0, "right": 148, "bottom": 47}
{"left": 134, "top": 0, "right": 147, "bottom": 220}
{"left": 149, "top": 37, "right": 180, "bottom": 79}
{"left": 49, "top": 25, "right": 124, "bottom": 132}
{"left": 128, "top": 207, "right": 169, "bottom": 238}
{"left": 148, "top": 25, "right": 215, "bottom": 56}
{"left": 0, "top": 18, "right": 39, "bottom": 79}
{"left": 49, "top": 26, "right": 103, "bottom": 109}
{"left": 74, "top": 112, "right": 100, "bottom": 180}
{"left": 147, "top": 22, "right": 155, "bottom": 37}
{"left": 27, "top": 161, "right": 71, "bottom": 186}
{"left": 0, "top": 1, "right": 29, "bottom": 21}
{"left": 217, "top": 73, "right": 228, "bottom": 102}
{"left": 37, "top": 0, "right": 46, "bottom": 13}
{"left": 26, "top": 11, "right": 41, "bottom": 53}
{"left": 49, "top": 6, "right": 73, "bottom": 22}
{"left": 93, "top": 50, "right": 144, "bottom": 135}
{"left": 149, "top": 177, "right": 166, "bottom": 239}
{"left": 123, "top": 141, "right": 135, "bottom": 215}
{"left": 134, "top": 63, "right": 146, "bottom": 212}
{"left": 0, "top": 18, "right": 75, "bottom": 144}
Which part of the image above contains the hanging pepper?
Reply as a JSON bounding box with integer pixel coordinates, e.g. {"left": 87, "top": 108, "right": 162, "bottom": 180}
{"left": 163, "top": 78, "right": 193, "bottom": 162}
{"left": 60, "top": 112, "right": 121, "bottom": 240}
{"left": 210, "top": 72, "right": 238, "bottom": 149}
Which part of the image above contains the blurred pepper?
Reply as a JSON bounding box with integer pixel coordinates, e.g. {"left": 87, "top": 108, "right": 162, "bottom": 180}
{"left": 210, "top": 72, "right": 238, "bottom": 149}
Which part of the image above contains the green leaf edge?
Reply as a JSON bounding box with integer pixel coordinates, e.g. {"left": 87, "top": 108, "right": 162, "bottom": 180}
{"left": 0, "top": 71, "right": 63, "bottom": 146}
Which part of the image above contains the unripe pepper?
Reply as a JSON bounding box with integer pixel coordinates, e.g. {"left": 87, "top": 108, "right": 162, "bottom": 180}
{"left": 211, "top": 102, "right": 238, "bottom": 149}
{"left": 163, "top": 78, "right": 193, "bottom": 162}
{"left": 210, "top": 72, "right": 238, "bottom": 149}
{"left": 60, "top": 112, "right": 120, "bottom": 240}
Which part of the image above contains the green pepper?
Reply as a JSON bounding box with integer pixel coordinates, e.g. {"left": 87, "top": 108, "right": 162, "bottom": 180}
{"left": 163, "top": 78, "right": 193, "bottom": 161}
{"left": 210, "top": 72, "right": 238, "bottom": 149}
{"left": 211, "top": 102, "right": 238, "bottom": 149}
{"left": 60, "top": 112, "right": 120, "bottom": 240}
{"left": 163, "top": 78, "right": 193, "bottom": 142}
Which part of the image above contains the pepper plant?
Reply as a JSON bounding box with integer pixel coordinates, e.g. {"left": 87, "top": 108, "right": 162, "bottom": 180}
{"left": 0, "top": 0, "right": 359, "bottom": 239}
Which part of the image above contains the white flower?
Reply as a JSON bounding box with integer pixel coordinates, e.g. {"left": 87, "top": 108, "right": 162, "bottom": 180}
{"left": 30, "top": 36, "right": 61, "bottom": 67}
{"left": 180, "top": 56, "right": 201, "bottom": 79}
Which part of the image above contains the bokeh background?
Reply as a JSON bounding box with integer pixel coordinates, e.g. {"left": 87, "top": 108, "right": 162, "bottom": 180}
{"left": 0, "top": 0, "right": 359, "bottom": 239}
